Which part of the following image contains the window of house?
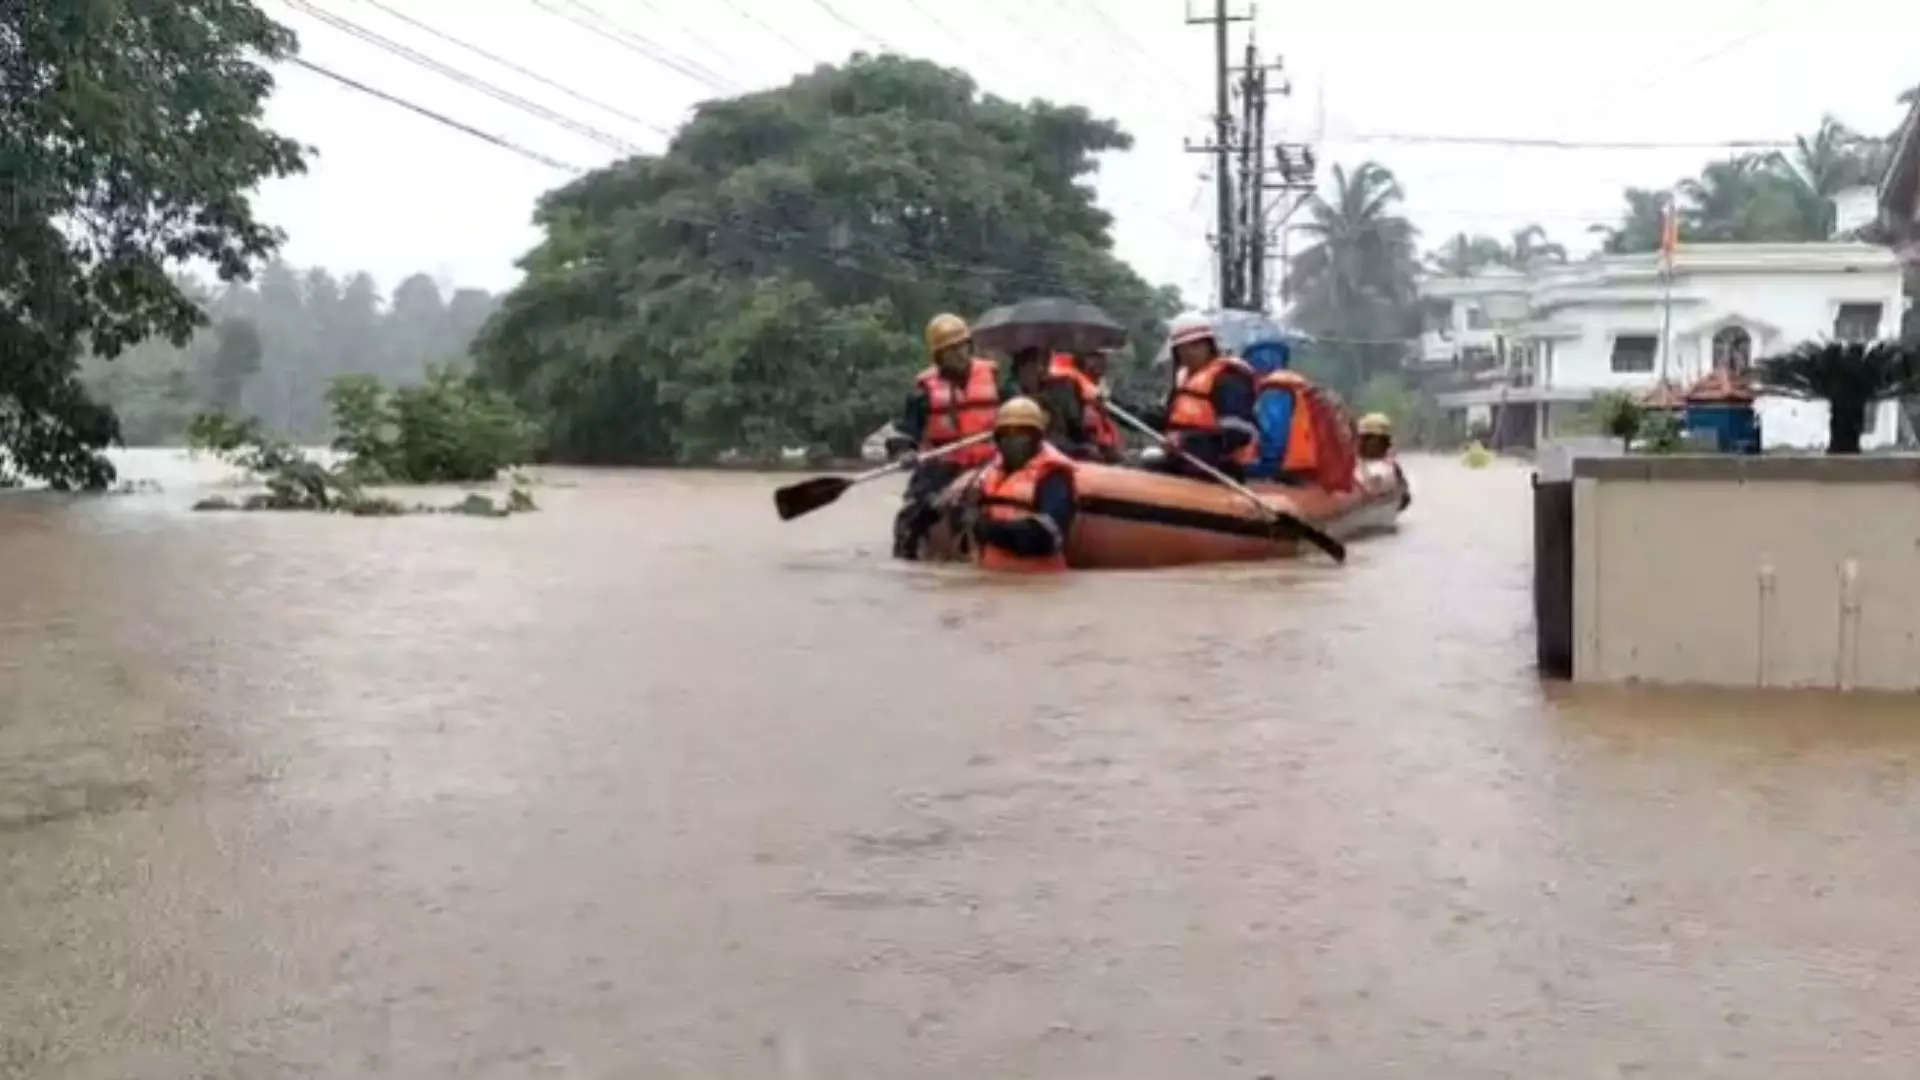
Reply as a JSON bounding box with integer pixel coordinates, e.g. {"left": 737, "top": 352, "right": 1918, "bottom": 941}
{"left": 1711, "top": 326, "right": 1752, "bottom": 373}
{"left": 1834, "top": 303, "right": 1884, "bottom": 342}
{"left": 1465, "top": 305, "right": 1492, "bottom": 330}
{"left": 1610, "top": 335, "right": 1657, "bottom": 373}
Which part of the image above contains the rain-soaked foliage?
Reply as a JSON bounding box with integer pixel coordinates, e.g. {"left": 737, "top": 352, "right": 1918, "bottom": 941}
{"left": 475, "top": 54, "right": 1182, "bottom": 464}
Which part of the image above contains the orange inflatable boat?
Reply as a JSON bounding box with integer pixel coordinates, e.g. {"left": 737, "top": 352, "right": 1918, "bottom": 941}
{"left": 920, "top": 455, "right": 1409, "bottom": 569}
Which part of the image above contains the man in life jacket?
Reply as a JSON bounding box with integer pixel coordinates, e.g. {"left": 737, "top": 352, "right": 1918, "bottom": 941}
{"left": 1247, "top": 362, "right": 1358, "bottom": 491}
{"left": 1156, "top": 311, "right": 1257, "bottom": 480}
{"left": 969, "top": 397, "right": 1077, "bottom": 572}
{"left": 1356, "top": 411, "right": 1412, "bottom": 510}
{"left": 1040, "top": 351, "right": 1123, "bottom": 462}
{"left": 1356, "top": 412, "right": 1394, "bottom": 461}
{"left": 888, "top": 313, "right": 1000, "bottom": 559}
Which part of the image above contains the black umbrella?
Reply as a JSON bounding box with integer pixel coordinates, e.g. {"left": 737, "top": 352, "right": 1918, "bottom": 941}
{"left": 971, "top": 297, "right": 1127, "bottom": 355}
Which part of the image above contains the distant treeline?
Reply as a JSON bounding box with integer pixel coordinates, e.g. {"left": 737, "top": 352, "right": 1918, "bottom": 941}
{"left": 81, "top": 262, "right": 499, "bottom": 445}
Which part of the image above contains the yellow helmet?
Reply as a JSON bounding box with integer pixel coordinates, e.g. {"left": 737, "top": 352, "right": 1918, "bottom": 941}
{"left": 1357, "top": 412, "right": 1393, "bottom": 437}
{"left": 924, "top": 313, "right": 971, "bottom": 354}
{"left": 994, "top": 396, "right": 1048, "bottom": 433}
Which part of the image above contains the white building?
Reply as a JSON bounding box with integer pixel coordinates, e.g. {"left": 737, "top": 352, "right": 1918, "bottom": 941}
{"left": 1421, "top": 243, "right": 1910, "bottom": 450}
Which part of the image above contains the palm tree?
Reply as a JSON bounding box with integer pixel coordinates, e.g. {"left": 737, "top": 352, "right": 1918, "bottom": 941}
{"left": 1591, "top": 188, "right": 1671, "bottom": 254}
{"left": 1769, "top": 115, "right": 1881, "bottom": 238}
{"left": 1683, "top": 154, "right": 1827, "bottom": 243}
{"left": 1425, "top": 232, "right": 1505, "bottom": 276}
{"left": 1505, "top": 224, "right": 1567, "bottom": 270}
{"left": 1286, "top": 161, "right": 1420, "bottom": 385}
{"left": 1756, "top": 341, "right": 1920, "bottom": 454}
{"left": 1682, "top": 156, "right": 1768, "bottom": 241}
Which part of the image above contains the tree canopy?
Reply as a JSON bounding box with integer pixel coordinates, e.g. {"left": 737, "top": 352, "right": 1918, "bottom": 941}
{"left": 2, "top": 0, "right": 306, "bottom": 487}
{"left": 1425, "top": 224, "right": 1568, "bottom": 276}
{"left": 475, "top": 54, "right": 1180, "bottom": 463}
{"left": 1592, "top": 114, "right": 1898, "bottom": 253}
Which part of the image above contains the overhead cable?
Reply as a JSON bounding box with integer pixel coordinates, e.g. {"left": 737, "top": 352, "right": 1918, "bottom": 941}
{"left": 288, "top": 56, "right": 588, "bottom": 172}
{"left": 530, "top": 0, "right": 742, "bottom": 94}
{"left": 282, "top": 0, "right": 645, "bottom": 154}
{"left": 348, "top": 0, "right": 673, "bottom": 135}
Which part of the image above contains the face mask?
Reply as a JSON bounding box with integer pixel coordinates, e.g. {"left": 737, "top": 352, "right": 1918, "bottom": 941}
{"left": 997, "top": 431, "right": 1040, "bottom": 469}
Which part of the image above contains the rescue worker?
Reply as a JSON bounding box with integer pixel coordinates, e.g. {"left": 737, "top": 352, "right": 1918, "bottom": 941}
{"left": 1157, "top": 311, "right": 1257, "bottom": 480}
{"left": 1356, "top": 411, "right": 1412, "bottom": 510}
{"left": 888, "top": 313, "right": 1000, "bottom": 559}
{"left": 1356, "top": 412, "right": 1394, "bottom": 460}
{"left": 969, "top": 397, "right": 1077, "bottom": 572}
{"left": 1040, "top": 350, "right": 1123, "bottom": 462}
{"left": 1248, "top": 365, "right": 1324, "bottom": 485}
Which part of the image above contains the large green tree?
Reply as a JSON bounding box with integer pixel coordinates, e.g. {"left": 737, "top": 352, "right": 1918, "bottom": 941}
{"left": 2, "top": 0, "right": 307, "bottom": 487}
{"left": 475, "top": 54, "right": 1179, "bottom": 463}
{"left": 1284, "top": 161, "right": 1421, "bottom": 393}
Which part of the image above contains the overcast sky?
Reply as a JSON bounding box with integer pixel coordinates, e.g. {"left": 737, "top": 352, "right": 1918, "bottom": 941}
{"left": 251, "top": 0, "right": 1920, "bottom": 306}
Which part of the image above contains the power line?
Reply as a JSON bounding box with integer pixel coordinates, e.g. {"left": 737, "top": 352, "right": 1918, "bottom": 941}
{"left": 809, "top": 0, "right": 891, "bottom": 51}
{"left": 287, "top": 57, "right": 587, "bottom": 172}
{"left": 624, "top": 0, "right": 761, "bottom": 82}
{"left": 529, "top": 0, "right": 741, "bottom": 95}
{"left": 1334, "top": 132, "right": 1796, "bottom": 151}
{"left": 712, "top": 0, "right": 818, "bottom": 65}
{"left": 1065, "top": 0, "right": 1209, "bottom": 102}
{"left": 281, "top": 0, "right": 644, "bottom": 154}
{"left": 347, "top": 0, "right": 673, "bottom": 136}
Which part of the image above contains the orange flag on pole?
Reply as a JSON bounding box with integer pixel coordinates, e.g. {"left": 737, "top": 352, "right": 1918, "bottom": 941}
{"left": 1659, "top": 196, "right": 1679, "bottom": 266}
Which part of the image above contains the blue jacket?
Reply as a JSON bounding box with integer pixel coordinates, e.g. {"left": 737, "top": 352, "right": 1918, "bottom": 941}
{"left": 1248, "top": 386, "right": 1296, "bottom": 480}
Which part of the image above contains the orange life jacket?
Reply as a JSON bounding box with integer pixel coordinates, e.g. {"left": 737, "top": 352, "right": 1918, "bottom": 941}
{"left": 1044, "top": 353, "right": 1121, "bottom": 455}
{"left": 917, "top": 358, "right": 999, "bottom": 468}
{"left": 1254, "top": 370, "right": 1357, "bottom": 492}
{"left": 1166, "top": 355, "right": 1258, "bottom": 466}
{"left": 977, "top": 442, "right": 1076, "bottom": 572}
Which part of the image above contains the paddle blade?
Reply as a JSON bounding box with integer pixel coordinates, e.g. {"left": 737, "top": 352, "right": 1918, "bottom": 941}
{"left": 1269, "top": 514, "right": 1347, "bottom": 564}
{"left": 774, "top": 476, "right": 853, "bottom": 520}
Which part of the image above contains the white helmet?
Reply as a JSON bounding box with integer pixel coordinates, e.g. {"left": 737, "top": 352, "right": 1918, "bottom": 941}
{"left": 1166, "top": 311, "right": 1215, "bottom": 350}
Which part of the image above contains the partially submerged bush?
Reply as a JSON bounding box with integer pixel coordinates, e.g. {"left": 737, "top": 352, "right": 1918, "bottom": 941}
{"left": 187, "top": 403, "right": 535, "bottom": 518}
{"left": 328, "top": 367, "right": 530, "bottom": 484}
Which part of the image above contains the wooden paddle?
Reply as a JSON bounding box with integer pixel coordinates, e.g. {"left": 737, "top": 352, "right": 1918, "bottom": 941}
{"left": 773, "top": 431, "right": 994, "bottom": 521}
{"left": 1103, "top": 401, "right": 1347, "bottom": 564}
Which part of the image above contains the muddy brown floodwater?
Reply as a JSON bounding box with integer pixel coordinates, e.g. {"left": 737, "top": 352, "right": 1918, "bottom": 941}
{"left": 6, "top": 451, "right": 1920, "bottom": 1078}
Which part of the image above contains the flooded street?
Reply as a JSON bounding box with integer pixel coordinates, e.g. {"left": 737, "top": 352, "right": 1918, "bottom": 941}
{"left": 7, "top": 451, "right": 1920, "bottom": 1078}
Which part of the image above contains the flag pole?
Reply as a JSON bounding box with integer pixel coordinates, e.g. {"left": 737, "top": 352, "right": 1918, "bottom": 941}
{"left": 1658, "top": 186, "right": 1677, "bottom": 387}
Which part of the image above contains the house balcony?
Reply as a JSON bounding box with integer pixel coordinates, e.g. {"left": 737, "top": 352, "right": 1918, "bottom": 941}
{"left": 1413, "top": 328, "right": 1499, "bottom": 367}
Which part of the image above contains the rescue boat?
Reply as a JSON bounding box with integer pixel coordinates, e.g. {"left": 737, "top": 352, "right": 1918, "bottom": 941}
{"left": 920, "top": 455, "right": 1409, "bottom": 569}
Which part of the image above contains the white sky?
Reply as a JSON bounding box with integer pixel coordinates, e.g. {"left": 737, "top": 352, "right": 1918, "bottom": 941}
{"left": 251, "top": 0, "right": 1920, "bottom": 305}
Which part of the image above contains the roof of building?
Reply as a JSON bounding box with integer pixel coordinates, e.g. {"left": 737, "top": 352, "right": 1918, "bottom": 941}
{"left": 1685, "top": 369, "right": 1757, "bottom": 404}
{"left": 1877, "top": 96, "right": 1920, "bottom": 238}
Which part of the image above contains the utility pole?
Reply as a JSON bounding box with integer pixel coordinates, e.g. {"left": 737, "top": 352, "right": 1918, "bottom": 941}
{"left": 1236, "top": 39, "right": 1259, "bottom": 312}
{"left": 1213, "top": 0, "right": 1234, "bottom": 308}
{"left": 1186, "top": 3, "right": 1316, "bottom": 316}
{"left": 1245, "top": 45, "right": 1270, "bottom": 310}
{"left": 1185, "top": 0, "right": 1250, "bottom": 311}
